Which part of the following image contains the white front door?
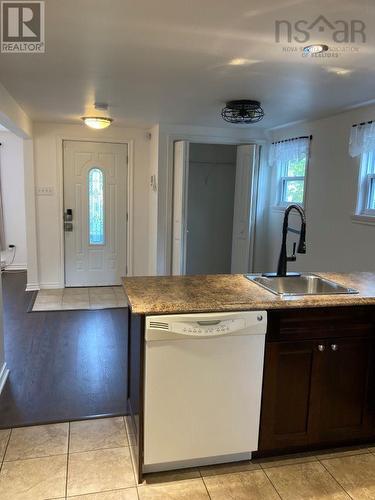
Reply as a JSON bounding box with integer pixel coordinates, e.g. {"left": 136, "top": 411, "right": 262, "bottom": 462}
{"left": 63, "top": 140, "right": 128, "bottom": 287}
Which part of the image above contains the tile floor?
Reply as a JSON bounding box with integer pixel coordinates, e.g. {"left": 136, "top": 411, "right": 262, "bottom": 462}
{"left": 0, "top": 417, "right": 375, "bottom": 499}
{"left": 32, "top": 287, "right": 128, "bottom": 311}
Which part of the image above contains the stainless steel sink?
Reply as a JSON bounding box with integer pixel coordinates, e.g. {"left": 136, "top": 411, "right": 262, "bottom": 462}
{"left": 245, "top": 274, "right": 358, "bottom": 297}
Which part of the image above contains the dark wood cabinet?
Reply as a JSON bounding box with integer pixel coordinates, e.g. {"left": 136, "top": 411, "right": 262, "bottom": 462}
{"left": 258, "top": 307, "right": 375, "bottom": 455}
{"left": 318, "top": 336, "right": 372, "bottom": 442}
{"left": 259, "top": 340, "right": 321, "bottom": 451}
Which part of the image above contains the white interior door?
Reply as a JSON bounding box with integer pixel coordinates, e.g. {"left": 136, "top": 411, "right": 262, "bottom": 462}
{"left": 172, "top": 141, "right": 189, "bottom": 275}
{"left": 63, "top": 140, "right": 128, "bottom": 287}
{"left": 231, "top": 144, "right": 258, "bottom": 274}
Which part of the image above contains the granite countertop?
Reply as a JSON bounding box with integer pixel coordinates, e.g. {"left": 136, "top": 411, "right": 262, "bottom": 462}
{"left": 122, "top": 272, "right": 375, "bottom": 315}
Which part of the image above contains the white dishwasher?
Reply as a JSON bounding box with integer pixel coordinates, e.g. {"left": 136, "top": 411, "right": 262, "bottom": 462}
{"left": 143, "top": 310, "right": 267, "bottom": 473}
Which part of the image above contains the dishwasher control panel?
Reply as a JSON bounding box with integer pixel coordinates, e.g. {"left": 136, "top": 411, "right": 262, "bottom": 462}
{"left": 146, "top": 311, "right": 267, "bottom": 340}
{"left": 171, "top": 318, "right": 245, "bottom": 336}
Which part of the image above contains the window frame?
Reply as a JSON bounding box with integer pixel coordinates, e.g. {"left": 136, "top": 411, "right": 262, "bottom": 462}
{"left": 88, "top": 167, "right": 106, "bottom": 246}
{"left": 275, "top": 153, "right": 309, "bottom": 209}
{"left": 356, "top": 151, "right": 375, "bottom": 218}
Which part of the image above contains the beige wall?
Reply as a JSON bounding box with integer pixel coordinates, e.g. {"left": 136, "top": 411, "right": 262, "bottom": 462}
{"left": 255, "top": 103, "right": 375, "bottom": 274}
{"left": 32, "top": 122, "right": 151, "bottom": 287}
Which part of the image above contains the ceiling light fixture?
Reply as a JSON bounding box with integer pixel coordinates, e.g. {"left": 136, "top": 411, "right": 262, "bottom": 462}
{"left": 82, "top": 116, "right": 113, "bottom": 129}
{"left": 229, "top": 58, "right": 252, "bottom": 66}
{"left": 221, "top": 100, "right": 264, "bottom": 124}
{"left": 325, "top": 66, "right": 352, "bottom": 76}
{"left": 303, "top": 44, "right": 329, "bottom": 54}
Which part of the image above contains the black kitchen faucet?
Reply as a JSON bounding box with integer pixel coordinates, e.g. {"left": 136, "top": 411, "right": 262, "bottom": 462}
{"left": 277, "top": 204, "right": 306, "bottom": 277}
{"left": 263, "top": 204, "right": 306, "bottom": 278}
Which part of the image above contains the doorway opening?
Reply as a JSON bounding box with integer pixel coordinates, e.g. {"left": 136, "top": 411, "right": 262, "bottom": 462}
{"left": 172, "top": 141, "right": 259, "bottom": 276}
{"left": 63, "top": 140, "right": 128, "bottom": 287}
{"left": 0, "top": 127, "right": 28, "bottom": 273}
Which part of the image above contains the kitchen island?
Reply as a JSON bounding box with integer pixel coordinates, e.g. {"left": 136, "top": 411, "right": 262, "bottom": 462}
{"left": 123, "top": 272, "right": 375, "bottom": 483}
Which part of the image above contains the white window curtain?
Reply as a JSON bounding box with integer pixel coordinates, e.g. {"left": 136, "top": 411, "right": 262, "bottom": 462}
{"left": 349, "top": 122, "right": 375, "bottom": 158}
{"left": 269, "top": 137, "right": 310, "bottom": 166}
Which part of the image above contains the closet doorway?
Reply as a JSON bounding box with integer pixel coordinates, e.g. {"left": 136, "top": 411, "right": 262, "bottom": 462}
{"left": 172, "top": 142, "right": 259, "bottom": 276}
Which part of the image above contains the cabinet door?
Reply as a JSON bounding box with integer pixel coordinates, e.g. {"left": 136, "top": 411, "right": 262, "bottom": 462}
{"left": 318, "top": 337, "right": 372, "bottom": 442}
{"left": 258, "top": 340, "right": 322, "bottom": 451}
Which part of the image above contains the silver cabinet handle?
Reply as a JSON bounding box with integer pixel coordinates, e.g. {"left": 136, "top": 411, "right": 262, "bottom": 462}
{"left": 331, "top": 344, "right": 339, "bottom": 351}
{"left": 317, "top": 344, "right": 325, "bottom": 352}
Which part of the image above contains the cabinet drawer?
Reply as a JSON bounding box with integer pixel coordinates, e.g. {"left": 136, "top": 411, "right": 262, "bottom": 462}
{"left": 268, "top": 307, "right": 374, "bottom": 342}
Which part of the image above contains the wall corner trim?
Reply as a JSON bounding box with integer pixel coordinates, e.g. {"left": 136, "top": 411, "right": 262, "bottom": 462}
{"left": 0, "top": 362, "right": 9, "bottom": 395}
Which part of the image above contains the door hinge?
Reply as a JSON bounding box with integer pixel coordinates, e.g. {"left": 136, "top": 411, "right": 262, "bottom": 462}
{"left": 126, "top": 213, "right": 128, "bottom": 223}
{"left": 126, "top": 265, "right": 128, "bottom": 275}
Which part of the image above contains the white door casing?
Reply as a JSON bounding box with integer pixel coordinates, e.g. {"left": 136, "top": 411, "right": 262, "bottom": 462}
{"left": 63, "top": 141, "right": 128, "bottom": 286}
{"left": 231, "top": 144, "right": 258, "bottom": 274}
{"left": 172, "top": 141, "right": 189, "bottom": 275}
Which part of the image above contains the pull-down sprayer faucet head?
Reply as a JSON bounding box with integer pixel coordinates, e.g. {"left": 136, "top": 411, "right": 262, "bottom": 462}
{"left": 297, "top": 220, "right": 306, "bottom": 254}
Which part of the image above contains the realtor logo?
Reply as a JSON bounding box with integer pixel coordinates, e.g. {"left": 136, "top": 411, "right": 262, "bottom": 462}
{"left": 1, "top": 1, "right": 45, "bottom": 53}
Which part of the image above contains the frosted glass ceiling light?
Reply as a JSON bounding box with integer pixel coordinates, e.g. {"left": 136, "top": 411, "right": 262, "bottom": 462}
{"left": 82, "top": 117, "right": 113, "bottom": 129}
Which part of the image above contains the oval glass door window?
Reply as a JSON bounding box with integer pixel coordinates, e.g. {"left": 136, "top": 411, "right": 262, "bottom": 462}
{"left": 88, "top": 168, "right": 105, "bottom": 245}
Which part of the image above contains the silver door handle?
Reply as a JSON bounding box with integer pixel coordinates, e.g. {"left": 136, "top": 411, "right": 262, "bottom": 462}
{"left": 317, "top": 344, "right": 325, "bottom": 352}
{"left": 331, "top": 344, "right": 339, "bottom": 351}
{"left": 64, "top": 209, "right": 73, "bottom": 222}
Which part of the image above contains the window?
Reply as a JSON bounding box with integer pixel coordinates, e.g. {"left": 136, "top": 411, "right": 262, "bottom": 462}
{"left": 356, "top": 151, "right": 375, "bottom": 216}
{"left": 88, "top": 168, "right": 105, "bottom": 245}
{"left": 278, "top": 156, "right": 307, "bottom": 206}
{"left": 269, "top": 137, "right": 310, "bottom": 208}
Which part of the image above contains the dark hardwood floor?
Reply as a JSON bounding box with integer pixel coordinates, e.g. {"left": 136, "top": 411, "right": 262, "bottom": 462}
{"left": 0, "top": 271, "right": 128, "bottom": 429}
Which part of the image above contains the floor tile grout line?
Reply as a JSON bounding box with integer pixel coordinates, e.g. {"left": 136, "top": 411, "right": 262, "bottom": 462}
{"left": 315, "top": 450, "right": 371, "bottom": 462}
{"left": 258, "top": 456, "right": 318, "bottom": 470}
{"left": 200, "top": 473, "right": 213, "bottom": 500}
{"left": 0, "top": 428, "right": 12, "bottom": 473}
{"left": 4, "top": 452, "right": 70, "bottom": 463}
{"left": 68, "top": 444, "right": 130, "bottom": 455}
{"left": 3, "top": 453, "right": 70, "bottom": 465}
{"left": 257, "top": 468, "right": 284, "bottom": 500}
{"left": 67, "top": 485, "right": 138, "bottom": 499}
{"left": 318, "top": 457, "right": 355, "bottom": 500}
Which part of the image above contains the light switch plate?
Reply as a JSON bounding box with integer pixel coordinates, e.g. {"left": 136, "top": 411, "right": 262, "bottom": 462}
{"left": 36, "top": 186, "right": 54, "bottom": 196}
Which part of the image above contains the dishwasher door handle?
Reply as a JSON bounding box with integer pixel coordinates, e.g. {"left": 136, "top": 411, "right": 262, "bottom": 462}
{"left": 197, "top": 320, "right": 221, "bottom": 326}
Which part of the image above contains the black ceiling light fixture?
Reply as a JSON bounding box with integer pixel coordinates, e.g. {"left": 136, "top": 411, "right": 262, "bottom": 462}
{"left": 221, "top": 100, "right": 264, "bottom": 124}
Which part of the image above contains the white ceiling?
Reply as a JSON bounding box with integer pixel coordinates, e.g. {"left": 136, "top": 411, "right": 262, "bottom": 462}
{"left": 0, "top": 0, "right": 375, "bottom": 129}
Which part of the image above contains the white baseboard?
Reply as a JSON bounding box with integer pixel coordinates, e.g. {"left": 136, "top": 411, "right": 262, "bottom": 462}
{"left": 0, "top": 362, "right": 9, "bottom": 395}
{"left": 39, "top": 282, "right": 64, "bottom": 290}
{"left": 26, "top": 282, "right": 40, "bottom": 292}
{"left": 5, "top": 264, "right": 27, "bottom": 271}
